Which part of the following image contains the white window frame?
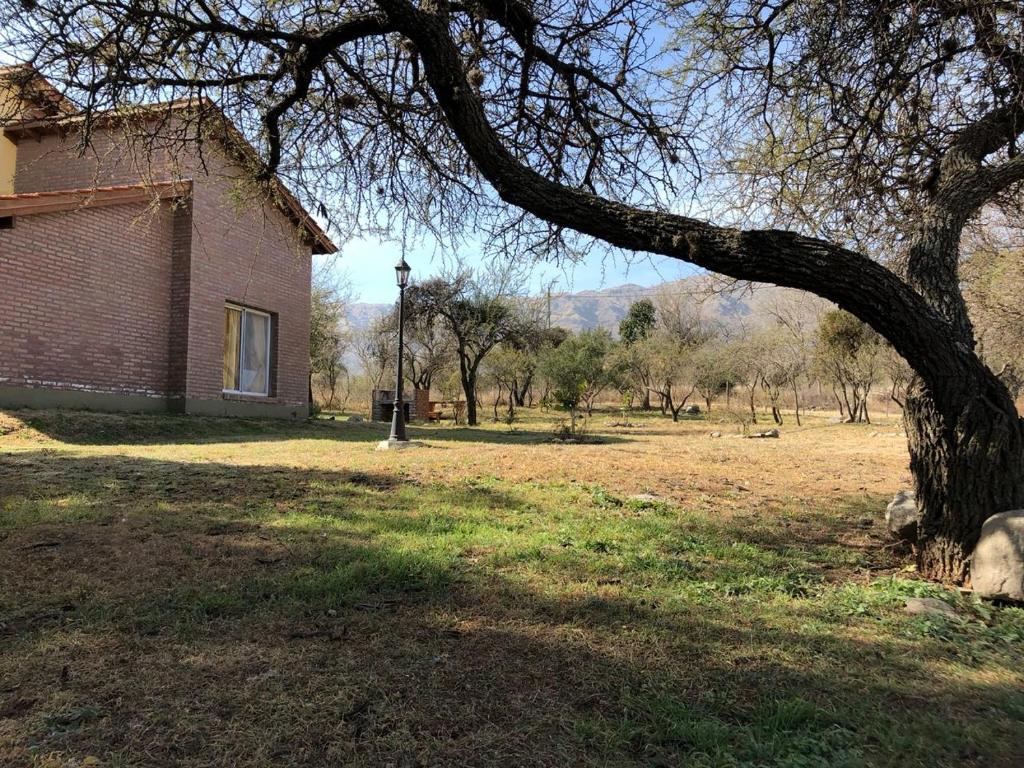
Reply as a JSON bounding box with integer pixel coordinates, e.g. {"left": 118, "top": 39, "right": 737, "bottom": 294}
{"left": 224, "top": 304, "right": 272, "bottom": 397}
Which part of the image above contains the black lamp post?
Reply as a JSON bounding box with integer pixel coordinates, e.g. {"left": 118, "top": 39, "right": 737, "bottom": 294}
{"left": 389, "top": 257, "right": 412, "bottom": 442}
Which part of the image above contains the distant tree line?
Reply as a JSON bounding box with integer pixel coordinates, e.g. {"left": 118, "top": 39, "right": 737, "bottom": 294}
{"left": 315, "top": 244, "right": 1021, "bottom": 435}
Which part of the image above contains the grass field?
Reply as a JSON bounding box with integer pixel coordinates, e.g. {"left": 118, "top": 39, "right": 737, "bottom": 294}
{"left": 1, "top": 407, "right": 1022, "bottom": 767}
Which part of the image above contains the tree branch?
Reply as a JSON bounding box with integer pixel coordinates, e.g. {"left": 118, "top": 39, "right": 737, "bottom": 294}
{"left": 375, "top": 0, "right": 979, "bottom": 407}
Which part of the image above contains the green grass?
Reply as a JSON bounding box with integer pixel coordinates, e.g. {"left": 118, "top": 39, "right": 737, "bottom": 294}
{"left": 0, "top": 408, "right": 1021, "bottom": 767}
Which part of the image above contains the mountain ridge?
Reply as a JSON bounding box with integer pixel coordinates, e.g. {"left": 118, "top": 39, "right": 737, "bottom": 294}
{"left": 345, "top": 276, "right": 827, "bottom": 336}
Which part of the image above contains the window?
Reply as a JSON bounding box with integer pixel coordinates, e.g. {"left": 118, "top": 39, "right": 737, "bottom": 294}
{"left": 223, "top": 304, "right": 272, "bottom": 396}
{"left": 0, "top": 217, "right": 12, "bottom": 230}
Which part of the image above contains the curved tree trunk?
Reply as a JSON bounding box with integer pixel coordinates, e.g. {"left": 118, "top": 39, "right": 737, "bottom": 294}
{"left": 906, "top": 374, "right": 1024, "bottom": 582}
{"left": 903, "top": 217, "right": 1024, "bottom": 582}
{"left": 380, "top": 0, "right": 1024, "bottom": 584}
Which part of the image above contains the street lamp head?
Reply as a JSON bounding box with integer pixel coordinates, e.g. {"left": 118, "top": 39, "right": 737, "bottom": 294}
{"left": 394, "top": 258, "right": 411, "bottom": 288}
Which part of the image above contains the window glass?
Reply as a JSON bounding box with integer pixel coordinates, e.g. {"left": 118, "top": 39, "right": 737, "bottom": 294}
{"left": 223, "top": 306, "right": 242, "bottom": 391}
{"left": 240, "top": 310, "right": 270, "bottom": 395}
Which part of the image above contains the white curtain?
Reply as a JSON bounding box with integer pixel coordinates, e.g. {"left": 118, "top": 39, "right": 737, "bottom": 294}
{"left": 240, "top": 311, "right": 270, "bottom": 394}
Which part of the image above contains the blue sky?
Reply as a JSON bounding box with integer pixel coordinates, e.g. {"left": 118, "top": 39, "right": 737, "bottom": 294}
{"left": 317, "top": 236, "right": 701, "bottom": 304}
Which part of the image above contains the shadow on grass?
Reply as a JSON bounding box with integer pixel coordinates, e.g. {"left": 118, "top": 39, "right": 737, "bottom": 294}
{"left": 1, "top": 451, "right": 1022, "bottom": 767}
{"left": 3, "top": 409, "right": 631, "bottom": 447}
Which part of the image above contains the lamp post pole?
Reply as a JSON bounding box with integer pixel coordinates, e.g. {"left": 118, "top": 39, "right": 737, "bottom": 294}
{"left": 389, "top": 259, "right": 411, "bottom": 442}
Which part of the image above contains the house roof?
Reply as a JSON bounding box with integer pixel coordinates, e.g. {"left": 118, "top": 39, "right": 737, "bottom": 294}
{"left": 0, "top": 64, "right": 78, "bottom": 122}
{"left": 0, "top": 181, "right": 191, "bottom": 217}
{"left": 1, "top": 83, "right": 337, "bottom": 254}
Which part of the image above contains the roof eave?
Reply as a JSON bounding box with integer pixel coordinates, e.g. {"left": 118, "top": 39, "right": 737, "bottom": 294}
{"left": 2, "top": 102, "right": 337, "bottom": 254}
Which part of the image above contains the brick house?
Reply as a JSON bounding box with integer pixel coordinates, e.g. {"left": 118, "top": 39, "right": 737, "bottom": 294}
{"left": 0, "top": 67, "right": 336, "bottom": 418}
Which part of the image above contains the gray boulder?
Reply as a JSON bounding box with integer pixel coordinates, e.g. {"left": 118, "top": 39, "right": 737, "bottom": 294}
{"left": 747, "top": 429, "right": 780, "bottom": 439}
{"left": 904, "top": 597, "right": 958, "bottom": 618}
{"left": 885, "top": 490, "right": 921, "bottom": 543}
{"left": 347, "top": 415, "right": 364, "bottom": 423}
{"left": 971, "top": 510, "right": 1024, "bottom": 602}
{"left": 684, "top": 404, "right": 701, "bottom": 415}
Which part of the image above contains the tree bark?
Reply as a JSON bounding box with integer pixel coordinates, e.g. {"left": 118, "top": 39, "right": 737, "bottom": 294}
{"left": 901, "top": 219, "right": 1024, "bottom": 581}
{"left": 460, "top": 364, "right": 479, "bottom": 426}
{"left": 514, "top": 374, "right": 531, "bottom": 407}
{"left": 905, "top": 375, "right": 1024, "bottom": 583}
{"left": 832, "top": 387, "right": 845, "bottom": 419}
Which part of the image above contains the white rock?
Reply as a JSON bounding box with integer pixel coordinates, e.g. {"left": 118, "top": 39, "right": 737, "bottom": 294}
{"left": 885, "top": 490, "right": 920, "bottom": 543}
{"left": 972, "top": 510, "right": 1024, "bottom": 602}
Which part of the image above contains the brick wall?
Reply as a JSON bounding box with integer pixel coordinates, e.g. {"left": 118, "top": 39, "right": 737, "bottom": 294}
{"left": 167, "top": 197, "right": 193, "bottom": 400}
{"left": 186, "top": 158, "right": 312, "bottom": 409}
{"left": 13, "top": 128, "right": 180, "bottom": 193}
{"left": 5, "top": 121, "right": 313, "bottom": 413}
{"left": 0, "top": 201, "right": 181, "bottom": 398}
{"left": 414, "top": 388, "right": 431, "bottom": 420}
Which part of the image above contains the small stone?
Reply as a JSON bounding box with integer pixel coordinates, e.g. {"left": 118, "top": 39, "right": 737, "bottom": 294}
{"left": 375, "top": 439, "right": 425, "bottom": 451}
{"left": 747, "top": 429, "right": 780, "bottom": 439}
{"left": 904, "top": 597, "right": 958, "bottom": 618}
{"left": 971, "top": 510, "right": 1024, "bottom": 602}
{"left": 709, "top": 431, "right": 722, "bottom": 438}
{"left": 885, "top": 490, "right": 920, "bottom": 543}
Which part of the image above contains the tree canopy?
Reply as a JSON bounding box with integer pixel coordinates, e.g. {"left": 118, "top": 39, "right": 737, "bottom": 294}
{"left": 619, "top": 299, "right": 657, "bottom": 345}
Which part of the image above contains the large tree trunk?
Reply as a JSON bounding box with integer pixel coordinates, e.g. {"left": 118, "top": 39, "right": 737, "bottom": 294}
{"left": 905, "top": 374, "right": 1024, "bottom": 582}
{"left": 461, "top": 368, "right": 479, "bottom": 426}
{"left": 513, "top": 374, "right": 531, "bottom": 407}
{"left": 903, "top": 217, "right": 1024, "bottom": 582}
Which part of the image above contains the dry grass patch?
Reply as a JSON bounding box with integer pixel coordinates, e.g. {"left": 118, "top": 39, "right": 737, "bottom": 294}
{"left": 1, "top": 408, "right": 1022, "bottom": 767}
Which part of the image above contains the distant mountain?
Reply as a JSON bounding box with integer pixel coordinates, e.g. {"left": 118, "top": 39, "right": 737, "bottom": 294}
{"left": 546, "top": 283, "right": 656, "bottom": 333}
{"left": 345, "top": 301, "right": 391, "bottom": 334}
{"left": 345, "top": 276, "right": 829, "bottom": 339}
